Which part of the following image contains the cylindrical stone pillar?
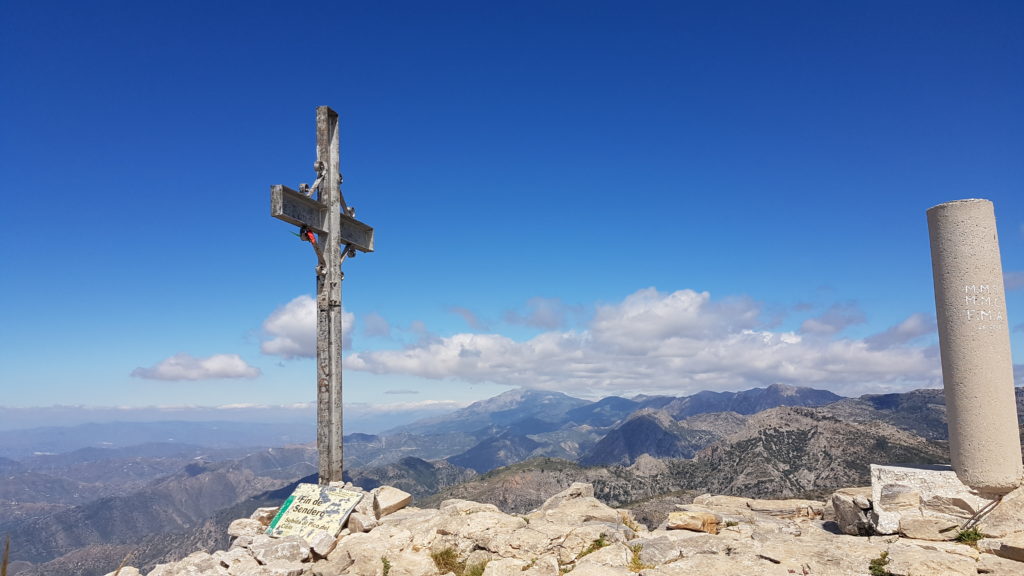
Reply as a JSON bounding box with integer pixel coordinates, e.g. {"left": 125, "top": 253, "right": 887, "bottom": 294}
{"left": 927, "top": 198, "right": 1022, "bottom": 494}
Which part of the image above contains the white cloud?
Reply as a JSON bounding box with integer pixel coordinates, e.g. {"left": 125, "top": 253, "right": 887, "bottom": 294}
{"left": 131, "top": 353, "right": 260, "bottom": 381}
{"left": 260, "top": 295, "right": 354, "bottom": 358}
{"left": 864, "top": 313, "right": 936, "bottom": 350}
{"left": 800, "top": 302, "right": 866, "bottom": 335}
{"left": 348, "top": 288, "right": 941, "bottom": 398}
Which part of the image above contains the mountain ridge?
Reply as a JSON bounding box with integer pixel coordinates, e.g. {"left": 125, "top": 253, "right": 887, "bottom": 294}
{"left": 5, "top": 384, "right": 1022, "bottom": 576}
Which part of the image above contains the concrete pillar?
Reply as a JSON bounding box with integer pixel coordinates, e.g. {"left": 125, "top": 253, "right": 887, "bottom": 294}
{"left": 927, "top": 198, "right": 1022, "bottom": 494}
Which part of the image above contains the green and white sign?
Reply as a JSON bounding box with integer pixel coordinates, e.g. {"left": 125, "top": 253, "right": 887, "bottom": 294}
{"left": 266, "top": 483, "right": 363, "bottom": 539}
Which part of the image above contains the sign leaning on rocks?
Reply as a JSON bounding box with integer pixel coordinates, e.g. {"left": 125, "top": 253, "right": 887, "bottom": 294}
{"left": 265, "top": 483, "right": 363, "bottom": 541}
{"left": 927, "top": 198, "right": 1022, "bottom": 494}
{"left": 271, "top": 106, "right": 375, "bottom": 484}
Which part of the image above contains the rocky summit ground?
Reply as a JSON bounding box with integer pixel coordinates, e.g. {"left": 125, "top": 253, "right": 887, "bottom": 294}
{"left": 108, "top": 481, "right": 1024, "bottom": 576}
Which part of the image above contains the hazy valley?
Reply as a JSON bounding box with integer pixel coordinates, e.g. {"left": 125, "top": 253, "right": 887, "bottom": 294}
{"left": 3, "top": 384, "right": 1023, "bottom": 576}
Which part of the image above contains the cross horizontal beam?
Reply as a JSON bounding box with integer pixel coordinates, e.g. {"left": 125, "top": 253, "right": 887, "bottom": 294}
{"left": 271, "top": 185, "right": 375, "bottom": 252}
{"left": 272, "top": 185, "right": 327, "bottom": 233}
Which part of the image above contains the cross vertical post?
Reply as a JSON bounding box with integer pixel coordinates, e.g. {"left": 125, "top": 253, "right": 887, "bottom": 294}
{"left": 316, "top": 107, "right": 344, "bottom": 485}
{"left": 271, "top": 106, "right": 375, "bottom": 486}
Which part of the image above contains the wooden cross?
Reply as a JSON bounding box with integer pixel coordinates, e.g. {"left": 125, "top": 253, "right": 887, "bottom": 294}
{"left": 270, "top": 106, "right": 374, "bottom": 485}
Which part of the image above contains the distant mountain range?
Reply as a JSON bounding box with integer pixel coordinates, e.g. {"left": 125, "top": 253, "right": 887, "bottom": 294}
{"left": 425, "top": 383, "right": 847, "bottom": 472}
{"left": 3, "top": 383, "right": 1023, "bottom": 576}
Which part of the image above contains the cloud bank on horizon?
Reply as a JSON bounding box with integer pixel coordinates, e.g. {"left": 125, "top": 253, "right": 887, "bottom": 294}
{"left": 132, "top": 353, "right": 261, "bottom": 381}
{"left": 242, "top": 286, "right": 947, "bottom": 398}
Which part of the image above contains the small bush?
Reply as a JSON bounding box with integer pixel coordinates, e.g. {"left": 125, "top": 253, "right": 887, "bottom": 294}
{"left": 868, "top": 551, "right": 893, "bottom": 576}
{"left": 577, "top": 533, "right": 609, "bottom": 559}
{"left": 381, "top": 556, "right": 391, "bottom": 576}
{"left": 431, "top": 548, "right": 465, "bottom": 575}
{"left": 628, "top": 543, "right": 653, "bottom": 573}
{"left": 954, "top": 527, "right": 985, "bottom": 546}
{"left": 619, "top": 512, "right": 640, "bottom": 533}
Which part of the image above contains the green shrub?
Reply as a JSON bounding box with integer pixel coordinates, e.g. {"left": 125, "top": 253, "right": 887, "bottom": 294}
{"left": 954, "top": 527, "right": 985, "bottom": 546}
{"left": 868, "top": 551, "right": 893, "bottom": 576}
{"left": 628, "top": 543, "right": 653, "bottom": 572}
{"left": 431, "top": 548, "right": 465, "bottom": 575}
{"left": 577, "top": 533, "right": 609, "bottom": 559}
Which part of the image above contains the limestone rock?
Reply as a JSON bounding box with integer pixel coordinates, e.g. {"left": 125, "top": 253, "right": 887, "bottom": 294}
{"left": 103, "top": 568, "right": 141, "bottom": 576}
{"left": 229, "top": 533, "right": 255, "bottom": 551}
{"left": 319, "top": 530, "right": 395, "bottom": 576}
{"left": 479, "top": 557, "right": 528, "bottom": 575}
{"left": 754, "top": 531, "right": 890, "bottom": 576}
{"left": 540, "top": 481, "right": 594, "bottom": 505}
{"left": 692, "top": 493, "right": 825, "bottom": 519}
{"left": 977, "top": 551, "right": 1024, "bottom": 574}
{"left": 142, "top": 481, "right": 1024, "bottom": 576}
{"left": 259, "top": 559, "right": 308, "bottom": 576}
{"left": 574, "top": 541, "right": 630, "bottom": 569}
{"left": 745, "top": 498, "right": 826, "bottom": 519}
{"left": 902, "top": 539, "right": 979, "bottom": 560}
{"left": 252, "top": 507, "right": 282, "bottom": 525}
{"left": 869, "top": 464, "right": 995, "bottom": 535}
{"left": 665, "top": 510, "right": 719, "bottom": 534}
{"left": 346, "top": 511, "right": 378, "bottom": 533}
{"left": 879, "top": 485, "right": 921, "bottom": 511}
{"left": 521, "top": 555, "right": 560, "bottom": 576}
{"left": 629, "top": 535, "right": 685, "bottom": 566}
{"left": 869, "top": 507, "right": 902, "bottom": 535}
{"left": 898, "top": 515, "right": 959, "bottom": 541}
{"left": 148, "top": 551, "right": 228, "bottom": 576}
{"left": 832, "top": 487, "right": 873, "bottom": 536}
{"left": 250, "top": 534, "right": 311, "bottom": 564}
{"left": 215, "top": 547, "right": 261, "bottom": 575}
{"left": 690, "top": 493, "right": 749, "bottom": 512}
{"left": 886, "top": 541, "right": 978, "bottom": 576}
{"left": 564, "top": 565, "right": 632, "bottom": 576}
{"left": 644, "top": 552, "right": 793, "bottom": 575}
{"left": 228, "top": 518, "right": 265, "bottom": 539}
{"left": 354, "top": 490, "right": 379, "bottom": 520}
{"left": 373, "top": 486, "right": 413, "bottom": 517}
{"left": 978, "top": 533, "right": 1024, "bottom": 563}
{"left": 385, "top": 549, "right": 437, "bottom": 576}
{"left": 434, "top": 501, "right": 527, "bottom": 555}
{"left": 527, "top": 483, "right": 621, "bottom": 524}
{"left": 978, "top": 485, "right": 1024, "bottom": 538}
{"left": 306, "top": 529, "right": 339, "bottom": 558}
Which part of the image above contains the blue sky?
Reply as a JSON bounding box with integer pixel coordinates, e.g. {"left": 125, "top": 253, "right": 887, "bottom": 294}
{"left": 2, "top": 1, "right": 1022, "bottom": 432}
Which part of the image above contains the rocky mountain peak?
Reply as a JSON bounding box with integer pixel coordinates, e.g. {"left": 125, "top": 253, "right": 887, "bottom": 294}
{"left": 115, "top": 481, "right": 1024, "bottom": 576}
